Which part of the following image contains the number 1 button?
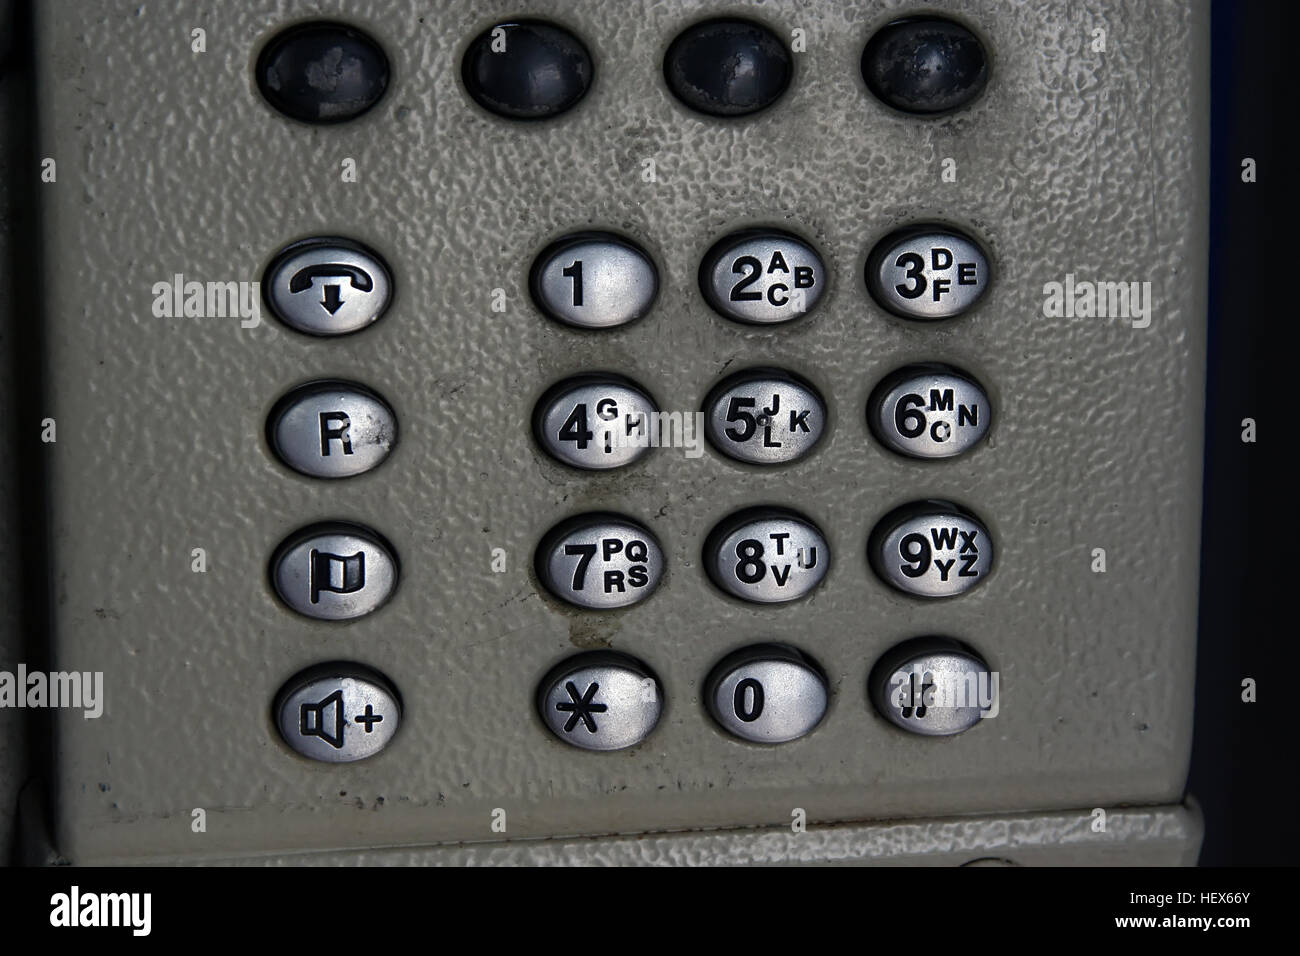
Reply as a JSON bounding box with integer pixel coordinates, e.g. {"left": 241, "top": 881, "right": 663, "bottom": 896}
{"left": 530, "top": 231, "right": 659, "bottom": 330}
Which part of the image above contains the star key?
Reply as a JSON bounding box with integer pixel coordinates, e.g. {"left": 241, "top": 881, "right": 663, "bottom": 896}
{"left": 536, "top": 651, "right": 664, "bottom": 752}
{"left": 555, "top": 681, "right": 607, "bottom": 733}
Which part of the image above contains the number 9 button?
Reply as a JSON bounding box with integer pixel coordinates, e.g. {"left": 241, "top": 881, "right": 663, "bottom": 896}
{"left": 868, "top": 500, "right": 993, "bottom": 598}
{"left": 705, "top": 644, "right": 829, "bottom": 744}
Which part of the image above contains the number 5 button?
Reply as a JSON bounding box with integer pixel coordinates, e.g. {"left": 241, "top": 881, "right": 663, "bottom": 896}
{"left": 705, "top": 644, "right": 829, "bottom": 744}
{"left": 530, "top": 232, "right": 659, "bottom": 330}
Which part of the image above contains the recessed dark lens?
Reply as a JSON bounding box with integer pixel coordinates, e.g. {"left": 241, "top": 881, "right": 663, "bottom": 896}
{"left": 861, "top": 17, "right": 988, "bottom": 115}
{"left": 664, "top": 17, "right": 793, "bottom": 117}
{"left": 256, "top": 21, "right": 390, "bottom": 124}
{"left": 461, "top": 20, "right": 594, "bottom": 120}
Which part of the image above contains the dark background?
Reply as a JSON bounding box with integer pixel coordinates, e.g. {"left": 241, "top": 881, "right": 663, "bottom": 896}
{"left": 1186, "top": 0, "right": 1287, "bottom": 865}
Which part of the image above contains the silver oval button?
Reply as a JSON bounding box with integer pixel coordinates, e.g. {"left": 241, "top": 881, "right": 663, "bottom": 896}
{"left": 705, "top": 644, "right": 828, "bottom": 744}
{"left": 537, "top": 651, "right": 663, "bottom": 751}
{"left": 700, "top": 229, "right": 827, "bottom": 325}
{"left": 705, "top": 507, "right": 830, "bottom": 604}
{"left": 865, "top": 224, "right": 990, "bottom": 320}
{"left": 530, "top": 232, "right": 659, "bottom": 330}
{"left": 268, "top": 380, "right": 397, "bottom": 478}
{"left": 703, "top": 368, "right": 826, "bottom": 465}
{"left": 533, "top": 374, "right": 659, "bottom": 470}
{"left": 535, "top": 513, "right": 664, "bottom": 610}
{"left": 868, "top": 500, "right": 992, "bottom": 598}
{"left": 271, "top": 522, "right": 398, "bottom": 620}
{"left": 869, "top": 637, "right": 997, "bottom": 736}
{"left": 263, "top": 237, "right": 393, "bottom": 336}
{"left": 275, "top": 663, "right": 402, "bottom": 762}
{"left": 867, "top": 363, "right": 991, "bottom": 459}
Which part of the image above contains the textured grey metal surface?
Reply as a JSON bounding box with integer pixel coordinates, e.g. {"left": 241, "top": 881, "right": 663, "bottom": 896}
{"left": 144, "top": 803, "right": 1204, "bottom": 866}
{"left": 33, "top": 0, "right": 1207, "bottom": 863}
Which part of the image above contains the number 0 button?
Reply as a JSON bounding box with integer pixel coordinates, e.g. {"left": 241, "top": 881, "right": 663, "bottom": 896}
{"left": 530, "top": 232, "right": 659, "bottom": 330}
{"left": 537, "top": 651, "right": 663, "bottom": 751}
{"left": 536, "top": 513, "right": 664, "bottom": 610}
{"left": 705, "top": 507, "right": 829, "bottom": 604}
{"left": 700, "top": 229, "right": 826, "bottom": 325}
{"left": 705, "top": 644, "right": 828, "bottom": 744}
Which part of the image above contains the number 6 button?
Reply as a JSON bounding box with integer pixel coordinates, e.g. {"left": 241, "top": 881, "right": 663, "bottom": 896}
{"left": 530, "top": 232, "right": 659, "bottom": 330}
{"left": 705, "top": 644, "right": 829, "bottom": 744}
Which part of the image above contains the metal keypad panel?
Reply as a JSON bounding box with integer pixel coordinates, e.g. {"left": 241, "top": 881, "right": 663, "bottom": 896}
{"left": 38, "top": 0, "right": 1207, "bottom": 862}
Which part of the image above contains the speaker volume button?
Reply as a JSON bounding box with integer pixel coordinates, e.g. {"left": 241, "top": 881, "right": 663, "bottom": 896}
{"left": 275, "top": 663, "right": 402, "bottom": 763}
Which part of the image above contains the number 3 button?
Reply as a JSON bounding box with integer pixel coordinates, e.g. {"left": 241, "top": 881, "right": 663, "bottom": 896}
{"left": 530, "top": 232, "right": 659, "bottom": 330}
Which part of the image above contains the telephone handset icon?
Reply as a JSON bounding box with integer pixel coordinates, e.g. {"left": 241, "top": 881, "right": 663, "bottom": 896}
{"left": 288, "top": 264, "right": 374, "bottom": 315}
{"left": 288, "top": 264, "right": 374, "bottom": 294}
